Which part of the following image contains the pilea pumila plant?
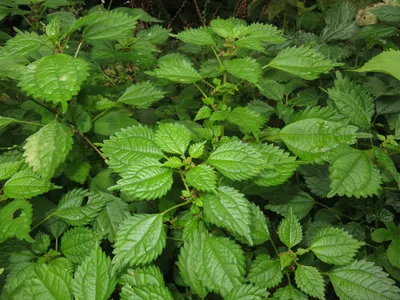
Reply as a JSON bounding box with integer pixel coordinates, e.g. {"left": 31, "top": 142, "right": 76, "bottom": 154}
{"left": 0, "top": 1, "right": 400, "bottom": 299}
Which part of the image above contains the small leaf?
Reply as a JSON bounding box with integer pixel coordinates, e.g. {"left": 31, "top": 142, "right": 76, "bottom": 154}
{"left": 295, "top": 265, "right": 325, "bottom": 299}
{"left": 186, "top": 164, "right": 217, "bottom": 192}
{"left": 61, "top": 227, "right": 99, "bottom": 264}
{"left": 112, "top": 214, "right": 166, "bottom": 269}
{"left": 136, "top": 24, "right": 171, "bottom": 44}
{"left": 388, "top": 238, "right": 400, "bottom": 268}
{"left": 64, "top": 160, "right": 90, "bottom": 184}
{"left": 273, "top": 285, "right": 308, "bottom": 300}
{"left": 163, "top": 156, "right": 184, "bottom": 169}
{"left": 224, "top": 58, "right": 262, "bottom": 83}
{"left": 120, "top": 265, "right": 165, "bottom": 287}
{"left": 225, "top": 284, "right": 267, "bottom": 300}
{"left": 208, "top": 141, "right": 264, "bottom": 181}
{"left": 110, "top": 158, "right": 173, "bottom": 200}
{"left": 227, "top": 107, "right": 266, "bottom": 135}
{"left": 268, "top": 46, "right": 342, "bottom": 80}
{"left": 257, "top": 79, "right": 285, "bottom": 101}
{"left": 194, "top": 106, "right": 212, "bottom": 121}
{"left": 210, "top": 18, "right": 248, "bottom": 39}
{"left": 189, "top": 142, "right": 205, "bottom": 158}
{"left": 174, "top": 27, "right": 216, "bottom": 46}
{"left": 354, "top": 50, "right": 400, "bottom": 81}
{"left": 155, "top": 123, "right": 191, "bottom": 155}
{"left": 310, "top": 227, "right": 364, "bottom": 265}
{"left": 120, "top": 285, "right": 173, "bottom": 300}
{"left": 278, "top": 213, "right": 302, "bottom": 249}
{"left": 0, "top": 199, "right": 33, "bottom": 243}
{"left": 248, "top": 254, "right": 283, "bottom": 289}
{"left": 118, "top": 81, "right": 165, "bottom": 109}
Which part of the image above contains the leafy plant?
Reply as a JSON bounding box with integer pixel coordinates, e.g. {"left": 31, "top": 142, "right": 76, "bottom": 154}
{"left": 1, "top": 1, "right": 400, "bottom": 299}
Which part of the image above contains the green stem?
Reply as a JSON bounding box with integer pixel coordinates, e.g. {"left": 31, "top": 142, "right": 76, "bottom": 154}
{"left": 74, "top": 40, "right": 84, "bottom": 58}
{"left": 167, "top": 236, "right": 184, "bottom": 242}
{"left": 201, "top": 79, "right": 216, "bottom": 89}
{"left": 194, "top": 82, "right": 208, "bottom": 98}
{"left": 314, "top": 201, "right": 353, "bottom": 220}
{"left": 212, "top": 47, "right": 223, "bottom": 67}
{"left": 92, "top": 103, "right": 118, "bottom": 122}
{"left": 30, "top": 213, "right": 54, "bottom": 232}
{"left": 161, "top": 200, "right": 192, "bottom": 216}
{"left": 80, "top": 133, "right": 107, "bottom": 160}
{"left": 16, "top": 120, "right": 44, "bottom": 127}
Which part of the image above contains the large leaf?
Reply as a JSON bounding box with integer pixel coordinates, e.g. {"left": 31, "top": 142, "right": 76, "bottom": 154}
{"left": 136, "top": 24, "right": 170, "bottom": 44}
{"left": 203, "top": 186, "right": 252, "bottom": 244}
{"left": 61, "top": 227, "right": 99, "bottom": 263}
{"left": 310, "top": 227, "right": 364, "bottom": 265}
{"left": 268, "top": 46, "right": 341, "bottom": 80}
{"left": 155, "top": 123, "right": 191, "bottom": 155}
{"left": 173, "top": 27, "right": 216, "bottom": 46}
{"left": 235, "top": 23, "right": 285, "bottom": 51}
{"left": 186, "top": 164, "right": 217, "bottom": 192}
{"left": 278, "top": 212, "right": 302, "bottom": 249}
{"left": 248, "top": 254, "right": 283, "bottom": 289}
{"left": 224, "top": 58, "right": 262, "bottom": 83}
{"left": 327, "top": 73, "right": 374, "bottom": 128}
{"left": 118, "top": 81, "right": 165, "bottom": 109}
{"left": 4, "top": 30, "right": 53, "bottom": 58}
{"left": 210, "top": 18, "right": 248, "bottom": 39}
{"left": 110, "top": 158, "right": 173, "bottom": 200}
{"left": 112, "top": 214, "right": 166, "bottom": 269}
{"left": 4, "top": 169, "right": 58, "bottom": 199}
{"left": 18, "top": 54, "right": 89, "bottom": 112}
{"left": 354, "top": 50, "right": 400, "bottom": 81}
{"left": 119, "top": 265, "right": 165, "bottom": 287}
{"left": 295, "top": 265, "right": 325, "bottom": 300}
{"left": 328, "top": 148, "right": 382, "bottom": 198}
{"left": 23, "top": 121, "right": 73, "bottom": 178}
{"left": 279, "top": 118, "right": 359, "bottom": 163}
{"left": 208, "top": 141, "right": 264, "bottom": 181}
{"left": 329, "top": 260, "right": 400, "bottom": 300}
{"left": 101, "top": 125, "right": 163, "bottom": 172}
{"left": 0, "top": 199, "right": 33, "bottom": 243}
{"left": 265, "top": 191, "right": 315, "bottom": 220}
{"left": 73, "top": 245, "right": 117, "bottom": 300}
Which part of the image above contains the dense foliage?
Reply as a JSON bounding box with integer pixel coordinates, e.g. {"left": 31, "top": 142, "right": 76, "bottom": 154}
{"left": 1, "top": 0, "right": 400, "bottom": 299}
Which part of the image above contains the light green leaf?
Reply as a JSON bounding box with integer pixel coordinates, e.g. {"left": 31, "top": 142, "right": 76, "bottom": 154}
{"left": 0, "top": 116, "right": 17, "bottom": 129}
{"left": 248, "top": 254, "right": 283, "bottom": 289}
{"left": 186, "top": 164, "right": 217, "bottom": 192}
{"left": 110, "top": 158, "right": 173, "bottom": 200}
{"left": 93, "top": 110, "right": 138, "bottom": 136}
{"left": 208, "top": 141, "right": 264, "bottom": 181}
{"left": 18, "top": 54, "right": 89, "bottom": 112}
{"left": 295, "top": 265, "right": 325, "bottom": 300}
{"left": 210, "top": 18, "right": 248, "bottom": 39}
{"left": 224, "top": 58, "right": 262, "bottom": 83}
{"left": 372, "top": 228, "right": 394, "bottom": 243}
{"left": 174, "top": 27, "right": 216, "bottom": 46}
{"left": 329, "top": 260, "right": 400, "bottom": 300}
{"left": 280, "top": 252, "right": 293, "bottom": 270}
{"left": 254, "top": 143, "right": 298, "bottom": 187}
{"left": 101, "top": 125, "right": 163, "bottom": 173}
{"left": 272, "top": 285, "right": 308, "bottom": 300}
{"left": 279, "top": 118, "right": 359, "bottom": 163}
{"left": 189, "top": 142, "right": 205, "bottom": 158}
{"left": 278, "top": 213, "right": 302, "bottom": 249}
{"left": 178, "top": 230, "right": 208, "bottom": 298}
{"left": 257, "top": 79, "right": 285, "bottom": 101}
{"left": 120, "top": 265, "right": 165, "bottom": 287}
{"left": 245, "top": 203, "right": 270, "bottom": 245}
{"left": 61, "top": 227, "right": 99, "bottom": 264}
{"left": 120, "top": 284, "right": 173, "bottom": 300}
{"left": 235, "top": 23, "right": 285, "bottom": 51}
{"left": 265, "top": 191, "right": 315, "bottom": 220}
{"left": 54, "top": 188, "right": 107, "bottom": 226}
{"left": 0, "top": 199, "right": 33, "bottom": 243}
{"left": 354, "top": 50, "right": 400, "bottom": 81}
{"left": 112, "top": 214, "right": 166, "bottom": 269}
{"left": 73, "top": 245, "right": 117, "bottom": 300}
{"left": 163, "top": 156, "right": 184, "bottom": 168}
{"left": 136, "top": 25, "right": 171, "bottom": 44}
{"left": 268, "top": 46, "right": 342, "bottom": 80}
{"left": 194, "top": 106, "right": 212, "bottom": 121}
{"left": 4, "top": 169, "right": 58, "bottom": 200}
{"left": 118, "top": 81, "right": 165, "bottom": 109}
{"left": 203, "top": 186, "right": 252, "bottom": 243}
{"left": 200, "top": 235, "right": 246, "bottom": 297}
{"left": 328, "top": 148, "right": 382, "bottom": 198}
{"left": 327, "top": 73, "right": 374, "bottom": 128}
{"left": 227, "top": 107, "right": 266, "bottom": 135}
{"left": 0, "top": 150, "right": 24, "bottom": 180}
{"left": 388, "top": 237, "right": 400, "bottom": 268}
{"left": 225, "top": 284, "right": 267, "bottom": 300}
{"left": 23, "top": 121, "right": 73, "bottom": 178}
{"left": 4, "top": 30, "right": 53, "bottom": 58}
{"left": 155, "top": 123, "right": 191, "bottom": 155}
{"left": 310, "top": 227, "right": 364, "bottom": 265}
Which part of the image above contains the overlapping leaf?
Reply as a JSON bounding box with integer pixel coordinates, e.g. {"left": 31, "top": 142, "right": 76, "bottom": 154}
{"left": 186, "top": 164, "right": 217, "bottom": 191}
{"left": 295, "top": 265, "right": 325, "bottom": 300}
{"left": 354, "top": 49, "right": 400, "bottom": 81}
{"left": 248, "top": 254, "right": 283, "bottom": 289}
{"left": 173, "top": 27, "right": 216, "bottom": 46}
{"left": 225, "top": 284, "right": 267, "bottom": 300}
{"left": 155, "top": 123, "right": 191, "bottom": 155}
{"left": 227, "top": 106, "right": 266, "bottom": 135}
{"left": 0, "top": 199, "right": 33, "bottom": 243}
{"left": 4, "top": 30, "right": 53, "bottom": 58}
{"left": 118, "top": 81, "right": 165, "bottom": 109}
{"left": 61, "top": 227, "right": 99, "bottom": 263}
{"left": 224, "top": 58, "right": 262, "bottom": 83}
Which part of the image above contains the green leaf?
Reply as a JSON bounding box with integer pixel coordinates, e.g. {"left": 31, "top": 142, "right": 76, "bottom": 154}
{"left": 32, "top": 232, "right": 50, "bottom": 254}
{"left": 189, "top": 142, "right": 205, "bottom": 158}
{"left": 329, "top": 260, "right": 400, "bottom": 300}
{"left": 257, "top": 79, "right": 285, "bottom": 101}
{"left": 194, "top": 106, "right": 212, "bottom": 121}
{"left": 101, "top": 125, "right": 163, "bottom": 173}
{"left": 227, "top": 107, "right": 266, "bottom": 135}
{"left": 155, "top": 123, "right": 191, "bottom": 155}
{"left": 136, "top": 25, "right": 171, "bottom": 44}
{"left": 4, "top": 169, "right": 58, "bottom": 200}
{"left": 18, "top": 54, "right": 89, "bottom": 112}
{"left": 148, "top": 55, "right": 201, "bottom": 83}
{"left": 0, "top": 150, "right": 24, "bottom": 180}
{"left": 118, "top": 81, "right": 165, "bottom": 109}
{"left": 371, "top": 5, "right": 400, "bottom": 26}
{"left": 210, "top": 18, "right": 248, "bottom": 39}
{"left": 186, "top": 164, "right": 217, "bottom": 192}
{"left": 163, "top": 156, "right": 184, "bottom": 168}
{"left": 265, "top": 191, "right": 315, "bottom": 220}
{"left": 236, "top": 203, "right": 270, "bottom": 245}
{"left": 173, "top": 27, "right": 216, "bottom": 46}
{"left": 110, "top": 158, "right": 173, "bottom": 200}
{"left": 254, "top": 143, "right": 298, "bottom": 187}
{"left": 200, "top": 235, "right": 246, "bottom": 297}
{"left": 388, "top": 237, "right": 400, "bottom": 268}
{"left": 328, "top": 148, "right": 382, "bottom": 198}
{"left": 64, "top": 160, "right": 90, "bottom": 184}
{"left": 120, "top": 265, "right": 165, "bottom": 287}
{"left": 374, "top": 147, "right": 400, "bottom": 188}
{"left": 178, "top": 231, "right": 208, "bottom": 298}
{"left": 23, "top": 121, "right": 73, "bottom": 178}
{"left": 327, "top": 73, "right": 374, "bottom": 128}
{"left": 0, "top": 199, "right": 33, "bottom": 243}
{"left": 235, "top": 23, "right": 285, "bottom": 51}
{"left": 310, "top": 227, "right": 364, "bottom": 265}
{"left": 70, "top": 104, "right": 92, "bottom": 133}
{"left": 295, "top": 265, "right": 325, "bottom": 300}
{"left": 112, "top": 214, "right": 166, "bottom": 269}
{"left": 73, "top": 245, "right": 117, "bottom": 300}
{"left": 208, "top": 141, "right": 264, "bottom": 181}
{"left": 372, "top": 228, "right": 394, "bottom": 243}
{"left": 61, "top": 227, "right": 99, "bottom": 264}
{"left": 120, "top": 284, "right": 173, "bottom": 300}
{"left": 203, "top": 186, "right": 252, "bottom": 243}
{"left": 354, "top": 50, "right": 400, "bottom": 81}
{"left": 4, "top": 30, "right": 53, "bottom": 58}
{"left": 0, "top": 116, "right": 17, "bottom": 129}
{"left": 225, "top": 284, "right": 267, "bottom": 300}
{"left": 273, "top": 285, "right": 308, "bottom": 300}
{"left": 93, "top": 110, "right": 139, "bottom": 136}
{"left": 278, "top": 213, "right": 302, "bottom": 248}
{"left": 224, "top": 58, "right": 262, "bottom": 83}
{"left": 248, "top": 254, "right": 283, "bottom": 289}
{"left": 54, "top": 188, "right": 107, "bottom": 226}
{"left": 279, "top": 118, "right": 359, "bottom": 163}
{"left": 268, "top": 46, "right": 341, "bottom": 80}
